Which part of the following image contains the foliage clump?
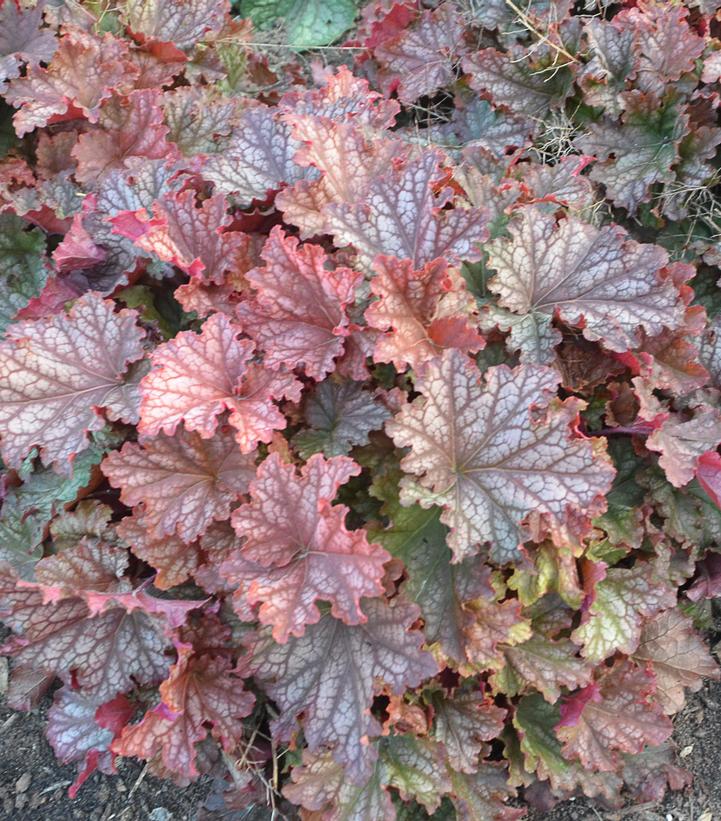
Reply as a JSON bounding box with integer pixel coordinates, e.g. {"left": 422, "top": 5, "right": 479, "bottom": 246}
{"left": 0, "top": 0, "right": 720, "bottom": 816}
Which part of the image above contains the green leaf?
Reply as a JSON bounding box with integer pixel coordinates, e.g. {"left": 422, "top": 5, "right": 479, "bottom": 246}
{"left": 513, "top": 695, "right": 570, "bottom": 786}
{"left": 10, "top": 438, "right": 110, "bottom": 524}
{"left": 490, "top": 634, "right": 591, "bottom": 703}
{"left": 507, "top": 544, "right": 583, "bottom": 608}
{"left": 393, "top": 797, "right": 455, "bottom": 821}
{"left": 571, "top": 562, "right": 675, "bottom": 662}
{"left": 0, "top": 100, "right": 18, "bottom": 159}
{"left": 239, "top": 0, "right": 357, "bottom": 48}
{"left": 0, "top": 433, "right": 117, "bottom": 577}
{"left": 115, "top": 285, "right": 176, "bottom": 339}
{"left": 640, "top": 466, "right": 721, "bottom": 550}
{"left": 368, "top": 472, "right": 492, "bottom": 664}
{"left": 0, "top": 497, "right": 44, "bottom": 579}
{"left": 446, "top": 762, "right": 520, "bottom": 821}
{"left": 0, "top": 214, "right": 49, "bottom": 333}
{"left": 512, "top": 694, "right": 622, "bottom": 800}
{"left": 381, "top": 736, "right": 451, "bottom": 814}
{"left": 293, "top": 381, "right": 390, "bottom": 459}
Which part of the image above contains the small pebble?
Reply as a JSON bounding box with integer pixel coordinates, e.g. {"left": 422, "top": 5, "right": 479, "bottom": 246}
{"left": 0, "top": 658, "right": 8, "bottom": 695}
{"left": 15, "top": 773, "right": 31, "bottom": 794}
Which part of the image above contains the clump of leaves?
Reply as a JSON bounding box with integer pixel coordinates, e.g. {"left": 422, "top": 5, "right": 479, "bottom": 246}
{"left": 0, "top": 0, "right": 720, "bottom": 817}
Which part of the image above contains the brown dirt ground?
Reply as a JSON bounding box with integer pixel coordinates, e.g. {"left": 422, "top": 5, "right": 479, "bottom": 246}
{"left": 0, "top": 679, "right": 719, "bottom": 820}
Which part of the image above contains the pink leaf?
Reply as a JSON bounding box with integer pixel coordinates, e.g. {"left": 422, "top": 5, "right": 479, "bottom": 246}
{"left": 111, "top": 189, "right": 247, "bottom": 284}
{"left": 486, "top": 206, "right": 684, "bottom": 356}
{"left": 278, "top": 64, "right": 399, "bottom": 129}
{"left": 103, "top": 426, "right": 256, "bottom": 542}
{"left": 696, "top": 451, "right": 721, "bottom": 509}
{"left": 277, "top": 115, "right": 406, "bottom": 238}
{"left": 555, "top": 660, "right": 673, "bottom": 772}
{"left": 0, "top": 293, "right": 146, "bottom": 471}
{"left": 646, "top": 405, "right": 721, "bottom": 488}
{"left": 0, "top": 567, "right": 172, "bottom": 703}
{"left": 223, "top": 453, "right": 389, "bottom": 641}
{"left": 202, "top": 105, "right": 310, "bottom": 206}
{"left": 365, "top": 254, "right": 484, "bottom": 371}
{"left": 139, "top": 311, "right": 302, "bottom": 451}
{"left": 325, "top": 151, "right": 489, "bottom": 268}
{"left": 53, "top": 208, "right": 107, "bottom": 274}
{"left": 374, "top": 3, "right": 466, "bottom": 103}
{"left": 632, "top": 608, "right": 720, "bottom": 714}
{"left": 47, "top": 688, "right": 133, "bottom": 796}
{"left": 0, "top": 2, "right": 57, "bottom": 92}
{"left": 73, "top": 89, "right": 178, "bottom": 183}
{"left": 120, "top": 0, "right": 228, "bottom": 50}
{"left": 386, "top": 350, "right": 615, "bottom": 562}
{"left": 113, "top": 646, "right": 254, "bottom": 779}
{"left": 117, "top": 512, "right": 202, "bottom": 590}
{"left": 235, "top": 227, "right": 361, "bottom": 379}
{"left": 5, "top": 30, "right": 137, "bottom": 135}
{"left": 248, "top": 596, "right": 437, "bottom": 781}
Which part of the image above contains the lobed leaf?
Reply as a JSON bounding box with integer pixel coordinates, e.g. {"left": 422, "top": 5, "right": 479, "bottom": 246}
{"left": 236, "top": 227, "right": 361, "bottom": 379}
{"left": 555, "top": 659, "right": 673, "bottom": 772}
{"left": 114, "top": 646, "right": 254, "bottom": 779}
{"left": 248, "top": 596, "right": 437, "bottom": 781}
{"left": 103, "top": 426, "right": 256, "bottom": 542}
{"left": 139, "top": 311, "right": 302, "bottom": 450}
{"left": 326, "top": 151, "right": 489, "bottom": 269}
{"left": 0, "top": 293, "right": 146, "bottom": 472}
{"left": 225, "top": 453, "right": 389, "bottom": 641}
{"left": 486, "top": 206, "right": 683, "bottom": 359}
{"left": 386, "top": 350, "right": 615, "bottom": 562}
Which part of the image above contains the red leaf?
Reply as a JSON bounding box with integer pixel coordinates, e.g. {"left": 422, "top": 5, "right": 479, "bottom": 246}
{"left": 117, "top": 511, "right": 202, "bottom": 590}
{"left": 114, "top": 646, "right": 254, "bottom": 779}
{"left": 374, "top": 3, "right": 466, "bottom": 103}
{"left": 5, "top": 29, "right": 137, "bottom": 135}
{"left": 47, "top": 687, "right": 130, "bottom": 797}
{"left": 365, "top": 255, "right": 483, "bottom": 371}
{"left": 555, "top": 660, "right": 673, "bottom": 772}
{"left": 224, "top": 453, "right": 389, "bottom": 641}
{"left": 73, "top": 89, "right": 178, "bottom": 183}
{"left": 236, "top": 228, "right": 361, "bottom": 380}
{"left": 696, "top": 450, "right": 721, "bottom": 509}
{"left": 111, "top": 189, "right": 247, "bottom": 283}
{"left": 0, "top": 293, "right": 146, "bottom": 471}
{"left": 103, "top": 426, "right": 256, "bottom": 542}
{"left": 139, "top": 312, "right": 302, "bottom": 451}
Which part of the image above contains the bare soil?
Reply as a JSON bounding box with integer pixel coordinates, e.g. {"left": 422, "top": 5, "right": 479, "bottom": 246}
{"left": 0, "top": 697, "right": 211, "bottom": 821}
{"left": 0, "top": 682, "right": 720, "bottom": 820}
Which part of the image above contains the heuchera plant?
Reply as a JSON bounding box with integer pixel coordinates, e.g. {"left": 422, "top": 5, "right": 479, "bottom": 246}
{"left": 1, "top": 0, "right": 721, "bottom": 817}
